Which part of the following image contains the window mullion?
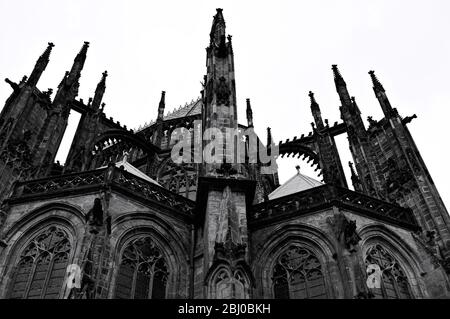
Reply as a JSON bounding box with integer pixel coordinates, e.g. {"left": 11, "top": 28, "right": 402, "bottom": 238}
{"left": 40, "top": 254, "right": 56, "bottom": 298}
{"left": 148, "top": 263, "right": 155, "bottom": 299}
{"left": 131, "top": 263, "right": 139, "bottom": 299}
{"left": 23, "top": 257, "right": 39, "bottom": 299}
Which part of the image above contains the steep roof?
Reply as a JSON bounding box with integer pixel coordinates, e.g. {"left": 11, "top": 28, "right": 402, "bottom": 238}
{"left": 99, "top": 157, "right": 160, "bottom": 186}
{"left": 268, "top": 169, "right": 323, "bottom": 200}
{"left": 163, "top": 98, "right": 202, "bottom": 121}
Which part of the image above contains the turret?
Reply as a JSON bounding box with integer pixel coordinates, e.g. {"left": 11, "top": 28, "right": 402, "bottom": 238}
{"left": 369, "top": 70, "right": 396, "bottom": 118}
{"left": 157, "top": 91, "right": 166, "bottom": 121}
{"left": 246, "top": 98, "right": 253, "bottom": 128}
{"left": 27, "top": 42, "right": 54, "bottom": 87}
{"left": 92, "top": 71, "right": 107, "bottom": 110}
{"left": 309, "top": 91, "right": 324, "bottom": 129}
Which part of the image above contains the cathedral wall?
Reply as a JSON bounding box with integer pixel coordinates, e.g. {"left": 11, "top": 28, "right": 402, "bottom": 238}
{"left": 0, "top": 196, "right": 89, "bottom": 298}
{"left": 250, "top": 207, "right": 344, "bottom": 298}
{"left": 107, "top": 193, "right": 191, "bottom": 299}
{"left": 0, "top": 190, "right": 193, "bottom": 299}
{"left": 249, "top": 207, "right": 450, "bottom": 299}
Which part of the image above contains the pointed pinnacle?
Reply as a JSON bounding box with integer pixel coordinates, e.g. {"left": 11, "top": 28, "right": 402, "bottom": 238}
{"left": 309, "top": 91, "right": 319, "bottom": 107}
{"left": 332, "top": 64, "right": 346, "bottom": 85}
{"left": 368, "top": 70, "right": 385, "bottom": 92}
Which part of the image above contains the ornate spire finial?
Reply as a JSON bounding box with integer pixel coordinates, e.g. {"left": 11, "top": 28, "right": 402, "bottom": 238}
{"left": 210, "top": 8, "right": 226, "bottom": 46}
{"left": 157, "top": 91, "right": 166, "bottom": 121}
{"left": 27, "top": 42, "right": 55, "bottom": 87}
{"left": 267, "top": 127, "right": 272, "bottom": 146}
{"left": 309, "top": 91, "right": 324, "bottom": 129}
{"left": 368, "top": 70, "right": 385, "bottom": 92}
{"left": 332, "top": 64, "right": 346, "bottom": 86}
{"left": 309, "top": 91, "right": 319, "bottom": 108}
{"left": 75, "top": 41, "right": 90, "bottom": 62}
{"left": 246, "top": 98, "right": 253, "bottom": 127}
{"left": 295, "top": 165, "right": 301, "bottom": 174}
{"left": 92, "top": 70, "right": 108, "bottom": 109}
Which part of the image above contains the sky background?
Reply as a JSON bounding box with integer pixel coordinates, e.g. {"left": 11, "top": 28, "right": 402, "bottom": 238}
{"left": 0, "top": 0, "right": 449, "bottom": 208}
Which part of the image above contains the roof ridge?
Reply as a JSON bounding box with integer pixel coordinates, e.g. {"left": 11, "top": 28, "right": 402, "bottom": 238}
{"left": 268, "top": 171, "right": 322, "bottom": 200}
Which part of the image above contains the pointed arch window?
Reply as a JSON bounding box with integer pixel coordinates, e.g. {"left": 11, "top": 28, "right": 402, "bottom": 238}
{"left": 114, "top": 237, "right": 169, "bottom": 299}
{"left": 210, "top": 268, "right": 249, "bottom": 299}
{"left": 365, "top": 244, "right": 412, "bottom": 299}
{"left": 7, "top": 226, "right": 71, "bottom": 299}
{"left": 272, "top": 246, "right": 327, "bottom": 299}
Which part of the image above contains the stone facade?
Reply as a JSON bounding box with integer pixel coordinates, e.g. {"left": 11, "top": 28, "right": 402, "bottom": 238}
{"left": 0, "top": 9, "right": 449, "bottom": 299}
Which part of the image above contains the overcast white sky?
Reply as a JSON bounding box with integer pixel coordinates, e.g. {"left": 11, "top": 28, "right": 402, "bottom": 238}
{"left": 0, "top": 0, "right": 449, "bottom": 209}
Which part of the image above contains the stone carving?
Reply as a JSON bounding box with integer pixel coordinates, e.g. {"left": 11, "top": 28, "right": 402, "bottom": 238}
{"left": 383, "top": 158, "right": 417, "bottom": 201}
{"left": 412, "top": 229, "right": 443, "bottom": 268}
{"left": 85, "top": 198, "right": 103, "bottom": 232}
{"left": 328, "top": 213, "right": 361, "bottom": 252}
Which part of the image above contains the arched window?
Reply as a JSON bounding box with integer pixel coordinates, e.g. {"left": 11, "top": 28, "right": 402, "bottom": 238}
{"left": 365, "top": 244, "right": 412, "bottom": 299}
{"left": 210, "top": 268, "right": 249, "bottom": 299}
{"left": 272, "top": 246, "right": 327, "bottom": 299}
{"left": 114, "top": 236, "right": 169, "bottom": 299}
{"left": 7, "top": 226, "right": 71, "bottom": 299}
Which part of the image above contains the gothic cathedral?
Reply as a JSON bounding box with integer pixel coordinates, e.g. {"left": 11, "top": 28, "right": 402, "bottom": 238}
{"left": 0, "top": 9, "right": 449, "bottom": 299}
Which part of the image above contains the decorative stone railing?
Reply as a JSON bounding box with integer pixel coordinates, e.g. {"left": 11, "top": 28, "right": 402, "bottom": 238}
{"left": 112, "top": 169, "right": 195, "bottom": 215}
{"left": 250, "top": 185, "right": 418, "bottom": 230}
{"left": 9, "top": 165, "right": 195, "bottom": 216}
{"left": 13, "top": 169, "right": 106, "bottom": 197}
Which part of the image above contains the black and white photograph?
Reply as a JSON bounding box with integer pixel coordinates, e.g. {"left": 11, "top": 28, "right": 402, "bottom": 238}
{"left": 0, "top": 0, "right": 449, "bottom": 310}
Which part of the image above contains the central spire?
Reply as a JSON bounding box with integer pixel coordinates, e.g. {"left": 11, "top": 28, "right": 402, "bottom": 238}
{"left": 202, "top": 9, "right": 239, "bottom": 175}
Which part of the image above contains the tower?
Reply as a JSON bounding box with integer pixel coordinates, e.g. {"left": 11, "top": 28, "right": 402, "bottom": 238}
{"left": 0, "top": 42, "right": 88, "bottom": 200}
{"left": 309, "top": 91, "right": 347, "bottom": 188}
{"left": 35, "top": 41, "right": 89, "bottom": 176}
{"left": 197, "top": 9, "right": 255, "bottom": 299}
{"left": 64, "top": 70, "right": 107, "bottom": 172}
{"left": 366, "top": 70, "right": 450, "bottom": 258}
{"left": 332, "top": 65, "right": 379, "bottom": 197}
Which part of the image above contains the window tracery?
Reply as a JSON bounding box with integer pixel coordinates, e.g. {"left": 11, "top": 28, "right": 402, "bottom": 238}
{"left": 272, "top": 246, "right": 327, "bottom": 299}
{"left": 365, "top": 244, "right": 411, "bottom": 299}
{"left": 114, "top": 236, "right": 169, "bottom": 299}
{"left": 7, "top": 225, "right": 71, "bottom": 299}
